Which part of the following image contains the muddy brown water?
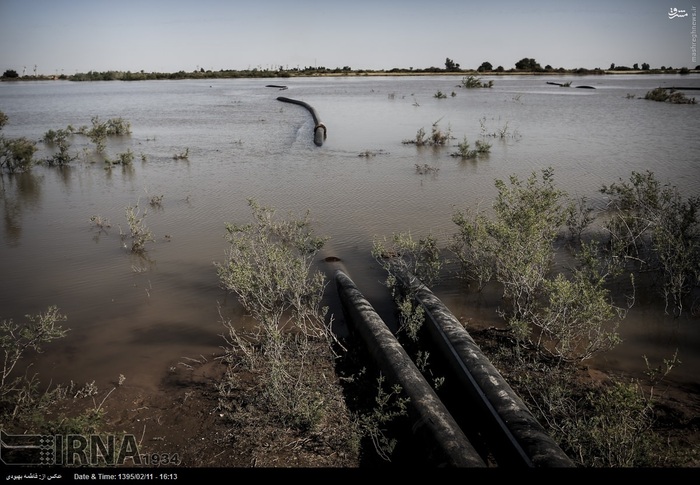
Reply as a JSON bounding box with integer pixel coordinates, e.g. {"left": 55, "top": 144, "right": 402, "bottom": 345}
{"left": 1, "top": 74, "right": 698, "bottom": 396}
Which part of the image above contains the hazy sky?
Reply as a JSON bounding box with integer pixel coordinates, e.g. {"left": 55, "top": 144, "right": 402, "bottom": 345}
{"left": 0, "top": 0, "right": 697, "bottom": 75}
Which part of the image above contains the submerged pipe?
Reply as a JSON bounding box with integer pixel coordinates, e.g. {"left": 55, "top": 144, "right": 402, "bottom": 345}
{"left": 277, "top": 96, "right": 326, "bottom": 146}
{"left": 395, "top": 271, "right": 575, "bottom": 468}
{"left": 334, "top": 269, "right": 486, "bottom": 468}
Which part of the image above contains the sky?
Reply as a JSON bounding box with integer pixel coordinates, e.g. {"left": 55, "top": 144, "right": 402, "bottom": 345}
{"left": 0, "top": 0, "right": 697, "bottom": 76}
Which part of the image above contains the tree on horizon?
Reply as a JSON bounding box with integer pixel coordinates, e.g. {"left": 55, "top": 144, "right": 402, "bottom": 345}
{"left": 515, "top": 58, "right": 542, "bottom": 71}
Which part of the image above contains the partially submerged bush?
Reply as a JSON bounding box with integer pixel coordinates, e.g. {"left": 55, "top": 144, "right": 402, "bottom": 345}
{"left": 534, "top": 241, "right": 625, "bottom": 360}
{"left": 644, "top": 88, "right": 696, "bottom": 104}
{"left": 450, "top": 168, "right": 625, "bottom": 361}
{"left": 1, "top": 113, "right": 37, "bottom": 173}
{"left": 38, "top": 117, "right": 133, "bottom": 165}
{"left": 106, "top": 149, "right": 135, "bottom": 167}
{"left": 460, "top": 75, "right": 493, "bottom": 88}
{"left": 76, "top": 116, "right": 132, "bottom": 153}
{"left": 402, "top": 119, "right": 451, "bottom": 146}
{"left": 451, "top": 136, "right": 491, "bottom": 159}
{"left": 43, "top": 128, "right": 77, "bottom": 166}
{"left": 0, "top": 137, "right": 37, "bottom": 173}
{"left": 121, "top": 203, "right": 155, "bottom": 253}
{"left": 600, "top": 170, "right": 700, "bottom": 315}
{"left": 372, "top": 231, "right": 442, "bottom": 289}
{"left": 479, "top": 117, "right": 521, "bottom": 140}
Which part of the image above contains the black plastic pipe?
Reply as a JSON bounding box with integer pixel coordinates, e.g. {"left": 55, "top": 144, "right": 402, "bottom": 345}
{"left": 334, "top": 269, "right": 486, "bottom": 468}
{"left": 395, "top": 271, "right": 575, "bottom": 468}
{"left": 277, "top": 96, "right": 326, "bottom": 146}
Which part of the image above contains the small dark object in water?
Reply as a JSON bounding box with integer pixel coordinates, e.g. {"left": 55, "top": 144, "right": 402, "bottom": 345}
{"left": 266, "top": 84, "right": 288, "bottom": 90}
{"left": 576, "top": 85, "right": 596, "bottom": 89}
{"left": 324, "top": 256, "right": 341, "bottom": 262}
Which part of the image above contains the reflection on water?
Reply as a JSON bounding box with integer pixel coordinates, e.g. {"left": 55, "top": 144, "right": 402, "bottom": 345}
{"left": 0, "top": 74, "right": 698, "bottom": 391}
{"left": 1, "top": 171, "right": 44, "bottom": 246}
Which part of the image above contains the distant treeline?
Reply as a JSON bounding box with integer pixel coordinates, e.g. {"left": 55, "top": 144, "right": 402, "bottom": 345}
{"left": 2, "top": 62, "right": 699, "bottom": 82}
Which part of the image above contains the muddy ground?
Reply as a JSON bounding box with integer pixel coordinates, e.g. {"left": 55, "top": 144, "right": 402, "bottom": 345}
{"left": 77, "top": 330, "right": 700, "bottom": 471}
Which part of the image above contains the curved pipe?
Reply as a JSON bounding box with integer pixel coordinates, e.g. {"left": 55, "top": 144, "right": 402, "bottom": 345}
{"left": 334, "top": 270, "right": 486, "bottom": 468}
{"left": 394, "top": 271, "right": 575, "bottom": 468}
{"left": 277, "top": 96, "right": 326, "bottom": 146}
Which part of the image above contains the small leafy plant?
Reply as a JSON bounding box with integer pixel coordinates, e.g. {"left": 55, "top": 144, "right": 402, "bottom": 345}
{"left": 173, "top": 148, "right": 189, "bottom": 160}
{"left": 451, "top": 136, "right": 491, "bottom": 159}
{"left": 121, "top": 203, "right": 155, "bottom": 253}
{"left": 403, "top": 119, "right": 451, "bottom": 146}
{"left": 43, "top": 128, "right": 77, "bottom": 166}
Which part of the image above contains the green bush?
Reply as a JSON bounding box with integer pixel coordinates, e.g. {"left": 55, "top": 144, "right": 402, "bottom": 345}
{"left": 1, "top": 307, "right": 68, "bottom": 422}
{"left": 535, "top": 243, "right": 624, "bottom": 360}
{"left": 507, "top": 356, "right": 672, "bottom": 467}
{"left": 451, "top": 168, "right": 625, "bottom": 361}
{"left": 0, "top": 137, "right": 37, "bottom": 173}
{"left": 77, "top": 116, "right": 132, "bottom": 154}
{"left": 121, "top": 203, "right": 155, "bottom": 253}
{"left": 372, "top": 232, "right": 442, "bottom": 342}
{"left": 644, "top": 88, "right": 696, "bottom": 104}
{"left": 403, "top": 119, "right": 451, "bottom": 147}
{"left": 600, "top": 171, "right": 700, "bottom": 315}
{"left": 451, "top": 136, "right": 491, "bottom": 159}
{"left": 460, "top": 75, "right": 493, "bottom": 88}
{"left": 215, "top": 199, "right": 335, "bottom": 430}
{"left": 43, "top": 128, "right": 77, "bottom": 166}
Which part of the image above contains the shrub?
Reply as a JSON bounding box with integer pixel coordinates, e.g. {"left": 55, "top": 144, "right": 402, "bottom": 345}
{"left": 1, "top": 307, "right": 68, "bottom": 420}
{"left": 104, "top": 117, "right": 131, "bottom": 136}
{"left": 81, "top": 116, "right": 108, "bottom": 153}
{"left": 0, "top": 137, "right": 37, "bottom": 173}
{"left": 451, "top": 169, "right": 625, "bottom": 360}
{"left": 506, "top": 354, "right": 671, "bottom": 467}
{"left": 644, "top": 88, "right": 696, "bottom": 104}
{"left": 460, "top": 75, "right": 493, "bottom": 88}
{"left": 479, "top": 117, "right": 521, "bottom": 140}
{"left": 351, "top": 374, "right": 409, "bottom": 462}
{"left": 121, "top": 203, "right": 155, "bottom": 253}
{"left": 474, "top": 169, "right": 569, "bottom": 325}
{"left": 600, "top": 170, "right": 700, "bottom": 315}
{"left": 106, "top": 150, "right": 134, "bottom": 167}
{"left": 402, "top": 119, "right": 451, "bottom": 147}
{"left": 77, "top": 116, "right": 132, "bottom": 154}
{"left": 215, "top": 199, "right": 335, "bottom": 430}
{"left": 534, "top": 242, "right": 625, "bottom": 360}
{"left": 451, "top": 136, "right": 491, "bottom": 159}
{"left": 372, "top": 232, "right": 442, "bottom": 287}
{"left": 44, "top": 128, "right": 77, "bottom": 166}
{"left": 371, "top": 231, "right": 442, "bottom": 341}
{"left": 452, "top": 136, "right": 477, "bottom": 159}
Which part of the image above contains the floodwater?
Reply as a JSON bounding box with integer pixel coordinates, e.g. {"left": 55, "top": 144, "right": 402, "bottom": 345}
{"left": 0, "top": 74, "right": 698, "bottom": 393}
